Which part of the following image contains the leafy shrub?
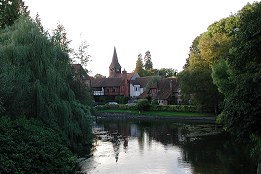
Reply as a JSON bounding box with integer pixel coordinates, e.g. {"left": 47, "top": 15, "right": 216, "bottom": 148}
{"left": 151, "top": 99, "right": 159, "bottom": 105}
{"left": 136, "top": 99, "right": 151, "bottom": 111}
{"left": 115, "top": 96, "right": 129, "bottom": 104}
{"left": 0, "top": 116, "right": 76, "bottom": 173}
{"left": 95, "top": 104, "right": 137, "bottom": 111}
{"left": 151, "top": 105, "right": 198, "bottom": 112}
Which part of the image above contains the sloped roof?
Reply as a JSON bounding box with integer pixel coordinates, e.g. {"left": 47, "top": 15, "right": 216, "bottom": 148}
{"left": 71, "top": 64, "right": 89, "bottom": 79}
{"left": 155, "top": 78, "right": 178, "bottom": 100}
{"left": 109, "top": 47, "right": 121, "bottom": 70}
{"left": 137, "top": 88, "right": 150, "bottom": 99}
{"left": 130, "top": 76, "right": 154, "bottom": 88}
{"left": 137, "top": 77, "right": 179, "bottom": 100}
{"left": 109, "top": 72, "right": 139, "bottom": 81}
{"left": 91, "top": 77, "right": 124, "bottom": 87}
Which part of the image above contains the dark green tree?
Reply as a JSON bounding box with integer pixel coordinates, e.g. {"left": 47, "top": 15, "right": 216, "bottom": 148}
{"left": 212, "top": 2, "right": 261, "bottom": 142}
{"left": 0, "top": 0, "right": 29, "bottom": 29}
{"left": 52, "top": 23, "right": 72, "bottom": 53}
{"left": 178, "top": 13, "right": 238, "bottom": 114}
{"left": 178, "top": 32, "right": 224, "bottom": 114}
{"left": 144, "top": 50, "right": 153, "bottom": 70}
{"left": 0, "top": 17, "right": 93, "bottom": 152}
{"left": 0, "top": 116, "right": 76, "bottom": 173}
{"left": 159, "top": 68, "right": 177, "bottom": 77}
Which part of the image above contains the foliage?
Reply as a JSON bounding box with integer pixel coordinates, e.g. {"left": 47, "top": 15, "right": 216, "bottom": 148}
{"left": 136, "top": 99, "right": 151, "bottom": 111}
{"left": 151, "top": 105, "right": 199, "bottom": 112}
{"left": 134, "top": 51, "right": 160, "bottom": 77}
{"left": 144, "top": 50, "right": 153, "bottom": 70}
{"left": 69, "top": 64, "right": 93, "bottom": 107}
{"left": 52, "top": 23, "right": 72, "bottom": 53}
{"left": 178, "top": 14, "right": 237, "bottom": 114}
{"left": 95, "top": 104, "right": 137, "bottom": 111}
{"left": 212, "top": 59, "right": 234, "bottom": 98}
{"left": 158, "top": 68, "right": 177, "bottom": 78}
{"left": 178, "top": 64, "right": 223, "bottom": 114}
{"left": 73, "top": 40, "right": 91, "bottom": 71}
{"left": 115, "top": 96, "right": 129, "bottom": 104}
{"left": 0, "top": 17, "right": 93, "bottom": 152}
{"left": 94, "top": 73, "right": 106, "bottom": 78}
{"left": 212, "top": 2, "right": 261, "bottom": 143}
{"left": 97, "top": 109, "right": 208, "bottom": 117}
{"left": 95, "top": 103, "right": 199, "bottom": 113}
{"left": 0, "top": 0, "right": 29, "bottom": 29}
{"left": 0, "top": 116, "right": 76, "bottom": 173}
{"left": 134, "top": 53, "right": 144, "bottom": 75}
{"left": 250, "top": 134, "right": 261, "bottom": 162}
{"left": 151, "top": 99, "right": 159, "bottom": 105}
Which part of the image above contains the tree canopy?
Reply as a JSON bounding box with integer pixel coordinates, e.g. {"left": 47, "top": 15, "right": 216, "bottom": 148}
{"left": 0, "top": 0, "right": 29, "bottom": 29}
{"left": 144, "top": 50, "right": 153, "bottom": 70}
{"left": 0, "top": 17, "right": 93, "bottom": 153}
{"left": 134, "top": 53, "right": 144, "bottom": 75}
{"left": 179, "top": 1, "right": 261, "bottom": 163}
{"left": 212, "top": 2, "right": 261, "bottom": 142}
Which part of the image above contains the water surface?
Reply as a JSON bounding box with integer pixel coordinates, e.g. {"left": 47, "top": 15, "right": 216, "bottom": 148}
{"left": 77, "top": 119, "right": 256, "bottom": 174}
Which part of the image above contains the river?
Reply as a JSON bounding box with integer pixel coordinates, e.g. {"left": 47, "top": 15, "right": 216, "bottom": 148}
{"left": 77, "top": 119, "right": 256, "bottom": 174}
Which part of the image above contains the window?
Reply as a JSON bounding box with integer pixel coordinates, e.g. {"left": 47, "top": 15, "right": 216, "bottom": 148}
{"left": 178, "top": 88, "right": 181, "bottom": 96}
{"left": 134, "top": 85, "right": 140, "bottom": 92}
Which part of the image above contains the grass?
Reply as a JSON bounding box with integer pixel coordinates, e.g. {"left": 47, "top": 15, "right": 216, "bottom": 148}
{"left": 97, "top": 109, "right": 213, "bottom": 117}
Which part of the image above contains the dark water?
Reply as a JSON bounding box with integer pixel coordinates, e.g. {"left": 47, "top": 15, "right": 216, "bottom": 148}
{"left": 77, "top": 119, "right": 256, "bottom": 174}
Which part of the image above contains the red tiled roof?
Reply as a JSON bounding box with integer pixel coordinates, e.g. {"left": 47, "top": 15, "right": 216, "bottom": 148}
{"left": 137, "top": 77, "right": 179, "bottom": 100}
{"left": 91, "top": 71, "right": 138, "bottom": 88}
{"left": 91, "top": 77, "right": 124, "bottom": 87}
{"left": 110, "top": 72, "right": 135, "bottom": 80}
{"left": 155, "top": 78, "right": 178, "bottom": 100}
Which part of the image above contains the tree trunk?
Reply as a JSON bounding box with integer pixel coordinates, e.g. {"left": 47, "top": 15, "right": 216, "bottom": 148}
{"left": 256, "top": 162, "right": 261, "bottom": 174}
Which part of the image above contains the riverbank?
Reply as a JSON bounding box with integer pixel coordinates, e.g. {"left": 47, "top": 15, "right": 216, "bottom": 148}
{"left": 96, "top": 112, "right": 216, "bottom": 123}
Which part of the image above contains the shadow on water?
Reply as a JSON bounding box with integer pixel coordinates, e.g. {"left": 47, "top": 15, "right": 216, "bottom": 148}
{"left": 77, "top": 119, "right": 257, "bottom": 174}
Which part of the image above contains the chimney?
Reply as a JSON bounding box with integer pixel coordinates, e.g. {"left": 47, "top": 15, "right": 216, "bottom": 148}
{"left": 170, "top": 80, "right": 173, "bottom": 97}
{"left": 122, "top": 69, "right": 127, "bottom": 75}
{"left": 122, "top": 69, "right": 128, "bottom": 97}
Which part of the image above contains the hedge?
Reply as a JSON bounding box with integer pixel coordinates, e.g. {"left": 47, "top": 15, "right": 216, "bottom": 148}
{"left": 95, "top": 104, "right": 199, "bottom": 113}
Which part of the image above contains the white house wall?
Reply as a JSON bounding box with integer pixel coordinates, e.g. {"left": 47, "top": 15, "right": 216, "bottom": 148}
{"left": 130, "top": 84, "right": 144, "bottom": 97}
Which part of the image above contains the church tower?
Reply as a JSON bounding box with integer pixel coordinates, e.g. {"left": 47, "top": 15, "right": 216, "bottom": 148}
{"left": 109, "top": 47, "right": 121, "bottom": 77}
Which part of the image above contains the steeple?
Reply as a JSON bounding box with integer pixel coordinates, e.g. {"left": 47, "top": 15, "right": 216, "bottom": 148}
{"left": 109, "top": 47, "right": 121, "bottom": 77}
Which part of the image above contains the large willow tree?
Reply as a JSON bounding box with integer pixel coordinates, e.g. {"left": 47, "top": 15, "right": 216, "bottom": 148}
{"left": 0, "top": 17, "right": 92, "bottom": 151}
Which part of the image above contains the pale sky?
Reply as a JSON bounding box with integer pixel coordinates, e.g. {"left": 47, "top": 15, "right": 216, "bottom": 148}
{"left": 24, "top": 0, "right": 258, "bottom": 77}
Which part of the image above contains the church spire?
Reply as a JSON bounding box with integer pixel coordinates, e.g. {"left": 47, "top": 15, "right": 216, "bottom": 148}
{"left": 109, "top": 47, "right": 121, "bottom": 77}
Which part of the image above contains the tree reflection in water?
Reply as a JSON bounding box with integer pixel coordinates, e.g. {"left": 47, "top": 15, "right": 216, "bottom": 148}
{"left": 87, "top": 119, "right": 257, "bottom": 174}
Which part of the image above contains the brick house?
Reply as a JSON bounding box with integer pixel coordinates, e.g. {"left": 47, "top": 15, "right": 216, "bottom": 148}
{"left": 91, "top": 47, "right": 139, "bottom": 102}
{"left": 90, "top": 47, "right": 182, "bottom": 105}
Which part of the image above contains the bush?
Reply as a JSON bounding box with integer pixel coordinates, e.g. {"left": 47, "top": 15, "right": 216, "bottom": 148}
{"left": 151, "top": 105, "right": 198, "bottom": 112}
{"left": 0, "top": 116, "right": 76, "bottom": 173}
{"left": 115, "top": 96, "right": 129, "bottom": 104}
{"left": 136, "top": 99, "right": 151, "bottom": 111}
{"left": 151, "top": 99, "right": 159, "bottom": 105}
